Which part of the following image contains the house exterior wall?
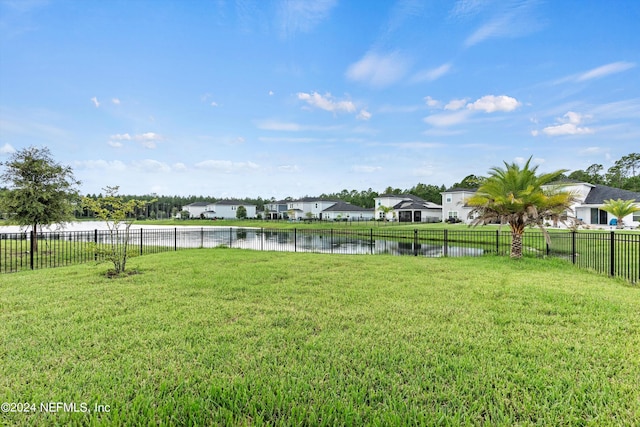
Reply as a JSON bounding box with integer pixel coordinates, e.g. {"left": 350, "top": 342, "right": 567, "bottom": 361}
{"left": 207, "top": 203, "right": 257, "bottom": 219}
{"left": 323, "top": 210, "right": 374, "bottom": 221}
{"left": 441, "top": 191, "right": 475, "bottom": 223}
{"left": 287, "top": 200, "right": 337, "bottom": 219}
{"left": 184, "top": 204, "right": 208, "bottom": 219}
{"left": 374, "top": 196, "right": 402, "bottom": 220}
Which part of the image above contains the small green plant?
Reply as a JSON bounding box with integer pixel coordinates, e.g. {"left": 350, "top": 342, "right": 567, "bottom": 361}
{"left": 82, "top": 186, "right": 153, "bottom": 276}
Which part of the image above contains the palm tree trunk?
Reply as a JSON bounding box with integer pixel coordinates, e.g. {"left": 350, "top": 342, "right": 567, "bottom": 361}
{"left": 511, "top": 231, "right": 523, "bottom": 258}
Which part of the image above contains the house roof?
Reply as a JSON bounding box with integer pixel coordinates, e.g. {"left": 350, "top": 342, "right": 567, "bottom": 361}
{"left": 442, "top": 187, "right": 476, "bottom": 193}
{"left": 583, "top": 185, "right": 640, "bottom": 204}
{"left": 292, "top": 197, "right": 338, "bottom": 203}
{"left": 185, "top": 202, "right": 210, "bottom": 207}
{"left": 214, "top": 200, "right": 256, "bottom": 206}
{"left": 378, "top": 193, "right": 424, "bottom": 202}
{"left": 322, "top": 201, "right": 373, "bottom": 212}
{"left": 393, "top": 200, "right": 442, "bottom": 210}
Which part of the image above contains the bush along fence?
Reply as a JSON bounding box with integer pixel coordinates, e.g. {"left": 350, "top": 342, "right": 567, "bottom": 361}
{"left": 1, "top": 228, "right": 638, "bottom": 283}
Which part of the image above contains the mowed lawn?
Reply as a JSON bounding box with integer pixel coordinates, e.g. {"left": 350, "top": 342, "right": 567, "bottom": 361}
{"left": 1, "top": 250, "right": 639, "bottom": 426}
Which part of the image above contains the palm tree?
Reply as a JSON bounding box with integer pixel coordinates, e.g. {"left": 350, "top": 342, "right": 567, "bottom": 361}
{"left": 466, "top": 157, "right": 576, "bottom": 258}
{"left": 600, "top": 199, "right": 640, "bottom": 229}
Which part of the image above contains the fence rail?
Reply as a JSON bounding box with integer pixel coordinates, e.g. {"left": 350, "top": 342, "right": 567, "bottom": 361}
{"left": 1, "top": 228, "right": 638, "bottom": 283}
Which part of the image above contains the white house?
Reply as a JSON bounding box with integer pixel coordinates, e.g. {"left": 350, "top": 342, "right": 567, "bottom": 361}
{"left": 264, "top": 200, "right": 289, "bottom": 220}
{"left": 206, "top": 200, "right": 257, "bottom": 219}
{"left": 286, "top": 198, "right": 339, "bottom": 220}
{"left": 179, "top": 200, "right": 257, "bottom": 219}
{"left": 321, "top": 201, "right": 375, "bottom": 221}
{"left": 374, "top": 194, "right": 442, "bottom": 223}
{"left": 440, "top": 188, "right": 477, "bottom": 223}
{"left": 440, "top": 182, "right": 640, "bottom": 228}
{"left": 548, "top": 181, "right": 640, "bottom": 228}
{"left": 181, "top": 202, "right": 211, "bottom": 219}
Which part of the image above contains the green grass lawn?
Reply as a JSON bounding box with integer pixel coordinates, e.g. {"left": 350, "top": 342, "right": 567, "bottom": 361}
{"left": 1, "top": 250, "right": 639, "bottom": 426}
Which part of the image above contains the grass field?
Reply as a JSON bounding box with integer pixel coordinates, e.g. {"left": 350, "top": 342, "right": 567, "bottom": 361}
{"left": 1, "top": 249, "right": 639, "bottom": 426}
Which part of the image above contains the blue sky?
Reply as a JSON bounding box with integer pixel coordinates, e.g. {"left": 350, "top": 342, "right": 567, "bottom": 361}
{"left": 1, "top": 0, "right": 639, "bottom": 199}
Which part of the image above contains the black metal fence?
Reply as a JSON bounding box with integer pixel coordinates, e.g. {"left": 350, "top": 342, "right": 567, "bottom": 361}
{"left": 1, "top": 228, "right": 638, "bottom": 283}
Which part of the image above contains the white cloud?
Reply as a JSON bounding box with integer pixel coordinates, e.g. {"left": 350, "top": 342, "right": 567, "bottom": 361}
{"left": 195, "top": 160, "right": 259, "bottom": 173}
{"left": 345, "top": 51, "right": 410, "bottom": 87}
{"left": 463, "top": 0, "right": 542, "bottom": 47}
{"left": 351, "top": 165, "right": 382, "bottom": 173}
{"left": 424, "top": 96, "right": 441, "bottom": 108}
{"left": 576, "top": 61, "right": 635, "bottom": 82}
{"left": 445, "top": 98, "right": 468, "bottom": 111}
{"left": 112, "top": 98, "right": 121, "bottom": 105}
{"left": 211, "top": 101, "right": 219, "bottom": 107}
{"left": 1, "top": 143, "right": 17, "bottom": 154}
{"left": 579, "top": 147, "right": 606, "bottom": 155}
{"left": 255, "top": 120, "right": 303, "bottom": 131}
{"left": 297, "top": 92, "right": 356, "bottom": 113}
{"left": 110, "top": 133, "right": 132, "bottom": 140}
{"left": 423, "top": 110, "right": 471, "bottom": 127}
{"left": 278, "top": 0, "right": 337, "bottom": 37}
{"left": 74, "top": 160, "right": 127, "bottom": 171}
{"left": 411, "top": 63, "right": 452, "bottom": 82}
{"left": 107, "top": 141, "right": 123, "bottom": 148}
{"left": 173, "top": 162, "right": 188, "bottom": 172}
{"left": 357, "top": 109, "right": 372, "bottom": 121}
{"left": 467, "top": 95, "right": 520, "bottom": 112}
{"left": 268, "top": 90, "right": 274, "bottom": 96}
{"left": 278, "top": 165, "right": 300, "bottom": 172}
{"left": 133, "top": 159, "right": 171, "bottom": 173}
{"left": 90, "top": 97, "right": 100, "bottom": 108}
{"left": 540, "top": 111, "right": 594, "bottom": 136}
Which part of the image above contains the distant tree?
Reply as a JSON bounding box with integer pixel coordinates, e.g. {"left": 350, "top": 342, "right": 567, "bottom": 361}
{"left": 600, "top": 199, "right": 640, "bottom": 229}
{"left": 466, "top": 157, "right": 576, "bottom": 258}
{"left": 82, "top": 186, "right": 153, "bottom": 276}
{"left": 0, "top": 146, "right": 80, "bottom": 251}
{"left": 452, "top": 174, "right": 485, "bottom": 189}
{"left": 179, "top": 210, "right": 190, "bottom": 220}
{"left": 236, "top": 205, "right": 247, "bottom": 219}
{"left": 568, "top": 164, "right": 604, "bottom": 184}
{"left": 407, "top": 183, "right": 445, "bottom": 204}
{"left": 382, "top": 186, "right": 403, "bottom": 195}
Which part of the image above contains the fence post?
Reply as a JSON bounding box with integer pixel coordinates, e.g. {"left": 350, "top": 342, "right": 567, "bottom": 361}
{"left": 140, "top": 228, "right": 143, "bottom": 256}
{"left": 496, "top": 230, "right": 499, "bottom": 254}
{"left": 331, "top": 229, "right": 334, "bottom": 254}
{"left": 94, "top": 229, "right": 98, "bottom": 261}
{"left": 30, "top": 229, "right": 35, "bottom": 270}
{"left": 443, "top": 229, "right": 448, "bottom": 257}
{"left": 414, "top": 229, "right": 418, "bottom": 256}
{"left": 610, "top": 231, "right": 615, "bottom": 277}
{"left": 571, "top": 231, "right": 576, "bottom": 264}
{"left": 229, "top": 227, "right": 233, "bottom": 247}
{"left": 370, "top": 228, "right": 373, "bottom": 254}
{"left": 174, "top": 227, "right": 177, "bottom": 251}
{"left": 294, "top": 228, "right": 297, "bottom": 252}
{"left": 200, "top": 227, "right": 203, "bottom": 248}
{"left": 261, "top": 228, "right": 264, "bottom": 251}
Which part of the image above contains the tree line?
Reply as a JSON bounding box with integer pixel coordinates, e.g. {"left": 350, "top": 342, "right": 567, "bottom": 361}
{"left": 2, "top": 147, "right": 639, "bottom": 223}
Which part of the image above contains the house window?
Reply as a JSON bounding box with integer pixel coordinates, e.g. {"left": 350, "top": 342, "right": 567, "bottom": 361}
{"left": 446, "top": 195, "right": 452, "bottom": 203}
{"left": 448, "top": 211, "right": 458, "bottom": 219}
{"left": 633, "top": 212, "right": 640, "bottom": 222}
{"left": 590, "top": 208, "right": 608, "bottom": 225}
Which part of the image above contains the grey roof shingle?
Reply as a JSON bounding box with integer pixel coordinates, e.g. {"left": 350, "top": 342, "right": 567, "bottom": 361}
{"left": 322, "top": 201, "right": 373, "bottom": 212}
{"left": 583, "top": 185, "right": 640, "bottom": 204}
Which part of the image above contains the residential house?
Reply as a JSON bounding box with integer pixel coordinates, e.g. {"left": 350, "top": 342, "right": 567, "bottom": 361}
{"left": 321, "top": 201, "right": 375, "bottom": 221}
{"left": 180, "top": 202, "right": 211, "bottom": 219}
{"left": 179, "top": 200, "right": 257, "bottom": 219}
{"left": 374, "top": 194, "right": 442, "bottom": 223}
{"left": 207, "top": 200, "right": 257, "bottom": 219}
{"left": 551, "top": 181, "right": 640, "bottom": 228}
{"left": 440, "top": 182, "right": 640, "bottom": 228}
{"left": 264, "top": 200, "right": 289, "bottom": 220}
{"left": 440, "top": 188, "right": 477, "bottom": 223}
{"left": 286, "top": 198, "right": 339, "bottom": 220}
